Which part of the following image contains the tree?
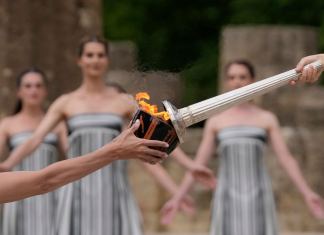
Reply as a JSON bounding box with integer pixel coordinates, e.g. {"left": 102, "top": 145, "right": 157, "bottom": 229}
{"left": 103, "top": 0, "right": 324, "bottom": 104}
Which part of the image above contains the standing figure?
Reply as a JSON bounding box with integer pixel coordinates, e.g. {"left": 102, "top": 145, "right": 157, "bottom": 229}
{"left": 0, "top": 36, "right": 212, "bottom": 235}
{"left": 161, "top": 59, "right": 324, "bottom": 235}
{"left": 0, "top": 69, "right": 67, "bottom": 235}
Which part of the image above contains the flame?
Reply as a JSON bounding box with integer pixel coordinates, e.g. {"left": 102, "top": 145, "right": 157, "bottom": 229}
{"left": 135, "top": 92, "right": 170, "bottom": 121}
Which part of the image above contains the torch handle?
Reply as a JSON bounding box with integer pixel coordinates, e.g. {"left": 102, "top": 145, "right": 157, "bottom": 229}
{"left": 179, "top": 60, "right": 322, "bottom": 127}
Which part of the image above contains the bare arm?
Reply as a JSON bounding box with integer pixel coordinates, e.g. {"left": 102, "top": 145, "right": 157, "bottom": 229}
{"left": 0, "top": 119, "right": 10, "bottom": 162}
{"left": 0, "top": 146, "right": 117, "bottom": 202}
{"left": 268, "top": 113, "right": 324, "bottom": 218}
{"left": 1, "top": 96, "right": 67, "bottom": 169}
{"left": 121, "top": 93, "right": 138, "bottom": 119}
{"left": 172, "top": 119, "right": 216, "bottom": 201}
{"left": 160, "top": 118, "right": 216, "bottom": 224}
{"left": 0, "top": 121, "right": 169, "bottom": 203}
{"left": 141, "top": 162, "right": 196, "bottom": 217}
{"left": 140, "top": 162, "right": 178, "bottom": 195}
{"left": 56, "top": 122, "right": 69, "bottom": 156}
{"left": 170, "top": 147, "right": 194, "bottom": 170}
{"left": 170, "top": 147, "right": 215, "bottom": 188}
{"left": 268, "top": 114, "right": 312, "bottom": 195}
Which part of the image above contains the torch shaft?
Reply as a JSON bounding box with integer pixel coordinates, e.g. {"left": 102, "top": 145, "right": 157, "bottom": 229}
{"left": 179, "top": 61, "right": 322, "bottom": 127}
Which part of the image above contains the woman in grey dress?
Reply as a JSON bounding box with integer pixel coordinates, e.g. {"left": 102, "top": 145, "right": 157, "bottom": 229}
{"left": 161, "top": 59, "right": 324, "bottom": 234}
{"left": 0, "top": 36, "right": 211, "bottom": 235}
{"left": 59, "top": 112, "right": 144, "bottom": 235}
{"left": 0, "top": 68, "right": 67, "bottom": 235}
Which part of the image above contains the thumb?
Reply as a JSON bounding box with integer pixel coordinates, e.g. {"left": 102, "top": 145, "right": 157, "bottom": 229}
{"left": 128, "top": 119, "right": 140, "bottom": 133}
{"left": 296, "top": 56, "right": 317, "bottom": 72}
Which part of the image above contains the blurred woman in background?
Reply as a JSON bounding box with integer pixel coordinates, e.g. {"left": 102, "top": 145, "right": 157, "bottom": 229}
{"left": 0, "top": 36, "right": 215, "bottom": 235}
{"left": 161, "top": 59, "right": 324, "bottom": 235}
{"left": 0, "top": 68, "right": 67, "bottom": 235}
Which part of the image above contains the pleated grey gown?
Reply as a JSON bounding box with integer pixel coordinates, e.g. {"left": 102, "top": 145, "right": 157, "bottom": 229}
{"left": 2, "top": 132, "right": 58, "bottom": 235}
{"left": 210, "top": 126, "right": 278, "bottom": 235}
{"left": 56, "top": 113, "right": 142, "bottom": 235}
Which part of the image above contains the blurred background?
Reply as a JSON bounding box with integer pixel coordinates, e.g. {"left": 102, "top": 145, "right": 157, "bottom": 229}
{"left": 0, "top": 0, "right": 324, "bottom": 234}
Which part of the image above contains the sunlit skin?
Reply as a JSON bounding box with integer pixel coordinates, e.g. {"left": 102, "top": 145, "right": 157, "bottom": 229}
{"left": 160, "top": 63, "right": 324, "bottom": 225}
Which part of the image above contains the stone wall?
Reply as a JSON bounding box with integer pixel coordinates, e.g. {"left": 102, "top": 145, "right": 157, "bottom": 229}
{"left": 0, "top": 0, "right": 102, "bottom": 116}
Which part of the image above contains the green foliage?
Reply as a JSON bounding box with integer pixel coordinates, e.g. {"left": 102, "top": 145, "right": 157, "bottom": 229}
{"left": 103, "top": 0, "right": 227, "bottom": 69}
{"left": 103, "top": 0, "right": 324, "bottom": 103}
{"left": 181, "top": 43, "right": 218, "bottom": 106}
{"left": 229, "top": 0, "right": 324, "bottom": 25}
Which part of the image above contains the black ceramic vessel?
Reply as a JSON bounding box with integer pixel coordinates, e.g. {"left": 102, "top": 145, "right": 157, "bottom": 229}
{"left": 131, "top": 109, "right": 179, "bottom": 154}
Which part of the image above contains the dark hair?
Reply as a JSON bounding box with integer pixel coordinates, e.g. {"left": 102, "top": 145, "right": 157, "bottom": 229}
{"left": 225, "top": 59, "right": 255, "bottom": 79}
{"left": 78, "top": 35, "right": 109, "bottom": 58}
{"left": 13, "top": 67, "right": 48, "bottom": 114}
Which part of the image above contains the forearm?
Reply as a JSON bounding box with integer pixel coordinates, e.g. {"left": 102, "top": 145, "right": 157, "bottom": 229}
{"left": 173, "top": 172, "right": 195, "bottom": 201}
{"left": 172, "top": 135, "right": 215, "bottom": 200}
{"left": 171, "top": 148, "right": 194, "bottom": 170}
{"left": 39, "top": 144, "right": 119, "bottom": 192}
{"left": 172, "top": 146, "right": 213, "bottom": 170}
{"left": 0, "top": 143, "right": 119, "bottom": 203}
{"left": 142, "top": 163, "right": 178, "bottom": 195}
{"left": 0, "top": 171, "right": 44, "bottom": 202}
{"left": 0, "top": 121, "right": 170, "bottom": 203}
{"left": 3, "top": 137, "right": 42, "bottom": 168}
{"left": 279, "top": 155, "right": 312, "bottom": 196}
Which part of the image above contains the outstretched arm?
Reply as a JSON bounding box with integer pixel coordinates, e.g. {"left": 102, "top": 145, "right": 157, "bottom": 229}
{"left": 0, "top": 96, "right": 68, "bottom": 170}
{"left": 0, "top": 121, "right": 168, "bottom": 203}
{"left": 268, "top": 113, "right": 324, "bottom": 218}
{"left": 0, "top": 147, "right": 117, "bottom": 202}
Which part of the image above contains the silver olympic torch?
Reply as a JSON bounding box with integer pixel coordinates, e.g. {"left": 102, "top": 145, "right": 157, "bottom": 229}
{"left": 163, "top": 61, "right": 323, "bottom": 143}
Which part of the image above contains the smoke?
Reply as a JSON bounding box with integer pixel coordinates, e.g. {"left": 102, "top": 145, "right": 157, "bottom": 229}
{"left": 106, "top": 69, "right": 183, "bottom": 109}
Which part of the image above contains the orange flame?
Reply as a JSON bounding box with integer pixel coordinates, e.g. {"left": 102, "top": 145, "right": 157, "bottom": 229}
{"left": 135, "top": 92, "right": 170, "bottom": 121}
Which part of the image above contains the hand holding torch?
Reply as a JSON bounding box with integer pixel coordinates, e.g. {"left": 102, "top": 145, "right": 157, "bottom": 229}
{"left": 132, "top": 61, "right": 322, "bottom": 153}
